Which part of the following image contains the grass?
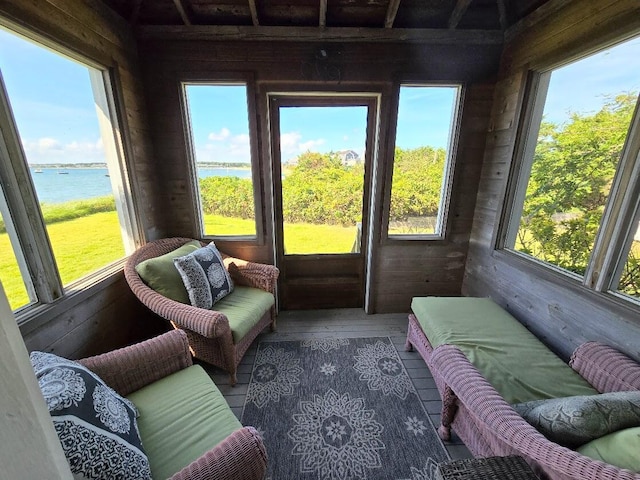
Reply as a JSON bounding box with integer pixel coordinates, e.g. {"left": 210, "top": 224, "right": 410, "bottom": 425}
{"left": 2, "top": 212, "right": 359, "bottom": 310}
{"left": 1, "top": 211, "right": 124, "bottom": 310}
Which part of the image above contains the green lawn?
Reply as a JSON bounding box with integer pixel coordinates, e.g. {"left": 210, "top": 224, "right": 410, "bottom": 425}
{"left": 1, "top": 211, "right": 124, "bottom": 310}
{"left": 2, "top": 212, "right": 359, "bottom": 309}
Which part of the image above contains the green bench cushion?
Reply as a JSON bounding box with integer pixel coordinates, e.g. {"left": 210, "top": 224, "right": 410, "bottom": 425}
{"left": 214, "top": 286, "right": 275, "bottom": 343}
{"left": 127, "top": 365, "right": 242, "bottom": 480}
{"left": 411, "top": 296, "right": 597, "bottom": 404}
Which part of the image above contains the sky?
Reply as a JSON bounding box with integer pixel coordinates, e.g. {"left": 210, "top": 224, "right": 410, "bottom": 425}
{"left": 0, "top": 27, "right": 639, "bottom": 165}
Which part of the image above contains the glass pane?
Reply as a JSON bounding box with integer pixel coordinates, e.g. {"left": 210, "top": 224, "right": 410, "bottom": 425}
{"left": 279, "top": 105, "right": 367, "bottom": 255}
{"left": 0, "top": 208, "right": 31, "bottom": 310}
{"left": 389, "top": 86, "right": 458, "bottom": 236}
{"left": 616, "top": 218, "right": 640, "bottom": 299}
{"left": 0, "top": 28, "right": 125, "bottom": 287}
{"left": 513, "top": 37, "right": 640, "bottom": 276}
{"left": 184, "top": 84, "right": 256, "bottom": 237}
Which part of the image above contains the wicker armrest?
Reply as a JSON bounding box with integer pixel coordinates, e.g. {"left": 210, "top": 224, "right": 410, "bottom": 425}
{"left": 169, "top": 427, "right": 268, "bottom": 480}
{"left": 223, "top": 256, "right": 279, "bottom": 295}
{"left": 430, "top": 344, "right": 633, "bottom": 480}
{"left": 78, "top": 330, "right": 193, "bottom": 397}
{"left": 570, "top": 341, "right": 640, "bottom": 393}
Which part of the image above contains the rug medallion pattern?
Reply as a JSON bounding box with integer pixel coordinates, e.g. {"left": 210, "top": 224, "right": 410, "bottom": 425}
{"left": 241, "top": 337, "right": 449, "bottom": 480}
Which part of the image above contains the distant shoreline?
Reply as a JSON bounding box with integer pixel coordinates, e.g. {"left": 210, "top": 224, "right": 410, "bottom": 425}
{"left": 29, "top": 163, "right": 252, "bottom": 169}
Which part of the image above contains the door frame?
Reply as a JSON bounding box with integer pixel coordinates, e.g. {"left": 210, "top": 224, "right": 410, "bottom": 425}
{"left": 268, "top": 92, "right": 380, "bottom": 309}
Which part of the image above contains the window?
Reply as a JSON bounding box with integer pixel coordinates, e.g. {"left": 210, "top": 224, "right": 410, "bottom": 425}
{"left": 183, "top": 84, "right": 258, "bottom": 238}
{"left": 504, "top": 35, "right": 640, "bottom": 302}
{"left": 0, "top": 27, "right": 138, "bottom": 312}
{"left": 388, "top": 85, "right": 461, "bottom": 238}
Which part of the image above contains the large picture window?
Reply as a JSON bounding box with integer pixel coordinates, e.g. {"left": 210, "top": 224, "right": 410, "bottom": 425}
{"left": 183, "top": 83, "right": 258, "bottom": 238}
{"left": 388, "top": 85, "right": 460, "bottom": 239}
{"left": 0, "top": 27, "right": 138, "bottom": 312}
{"left": 504, "top": 35, "right": 640, "bottom": 301}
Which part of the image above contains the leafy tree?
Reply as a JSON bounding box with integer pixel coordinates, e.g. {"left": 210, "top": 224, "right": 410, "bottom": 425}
{"left": 517, "top": 93, "right": 639, "bottom": 294}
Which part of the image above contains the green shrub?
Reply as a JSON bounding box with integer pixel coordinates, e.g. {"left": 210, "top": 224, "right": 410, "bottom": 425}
{"left": 199, "top": 176, "right": 255, "bottom": 219}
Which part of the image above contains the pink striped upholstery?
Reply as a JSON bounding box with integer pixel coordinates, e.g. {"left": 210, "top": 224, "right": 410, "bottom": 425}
{"left": 124, "top": 237, "right": 279, "bottom": 385}
{"left": 79, "top": 331, "right": 267, "bottom": 480}
{"left": 406, "top": 313, "right": 640, "bottom": 480}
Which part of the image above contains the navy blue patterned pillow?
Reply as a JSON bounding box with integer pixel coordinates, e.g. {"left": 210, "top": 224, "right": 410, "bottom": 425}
{"left": 30, "top": 351, "right": 151, "bottom": 480}
{"left": 173, "top": 241, "right": 234, "bottom": 309}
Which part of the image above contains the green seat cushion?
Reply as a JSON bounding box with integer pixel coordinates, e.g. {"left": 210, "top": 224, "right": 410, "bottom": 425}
{"left": 127, "top": 365, "right": 241, "bottom": 480}
{"left": 411, "top": 296, "right": 597, "bottom": 404}
{"left": 214, "top": 286, "right": 275, "bottom": 343}
{"left": 135, "top": 240, "right": 201, "bottom": 304}
{"left": 577, "top": 426, "right": 640, "bottom": 472}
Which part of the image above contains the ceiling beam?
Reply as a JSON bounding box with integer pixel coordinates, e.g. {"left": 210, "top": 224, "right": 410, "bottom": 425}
{"left": 384, "top": 0, "right": 401, "bottom": 28}
{"left": 137, "top": 25, "right": 504, "bottom": 44}
{"left": 129, "top": 0, "right": 143, "bottom": 25}
{"left": 448, "top": 0, "right": 472, "bottom": 29}
{"left": 496, "top": 0, "right": 508, "bottom": 30}
{"left": 319, "top": 0, "right": 327, "bottom": 27}
{"left": 172, "top": 0, "right": 192, "bottom": 26}
{"left": 248, "top": 0, "right": 260, "bottom": 26}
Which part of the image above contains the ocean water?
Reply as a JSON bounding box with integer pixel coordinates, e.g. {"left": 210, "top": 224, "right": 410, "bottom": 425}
{"left": 29, "top": 167, "right": 251, "bottom": 204}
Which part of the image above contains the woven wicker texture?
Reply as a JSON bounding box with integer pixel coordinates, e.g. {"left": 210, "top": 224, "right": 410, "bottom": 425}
{"left": 79, "top": 330, "right": 267, "bottom": 480}
{"left": 405, "top": 313, "right": 640, "bottom": 480}
{"left": 124, "top": 237, "right": 279, "bottom": 385}
{"left": 436, "top": 456, "right": 539, "bottom": 480}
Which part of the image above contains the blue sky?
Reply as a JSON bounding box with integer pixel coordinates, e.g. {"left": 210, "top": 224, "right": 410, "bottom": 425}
{"left": 0, "top": 26, "right": 638, "bottom": 165}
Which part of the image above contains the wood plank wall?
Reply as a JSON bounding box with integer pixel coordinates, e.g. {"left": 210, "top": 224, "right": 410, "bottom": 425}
{"left": 0, "top": 0, "right": 163, "bottom": 356}
{"left": 137, "top": 39, "right": 500, "bottom": 312}
{"left": 463, "top": 0, "right": 640, "bottom": 361}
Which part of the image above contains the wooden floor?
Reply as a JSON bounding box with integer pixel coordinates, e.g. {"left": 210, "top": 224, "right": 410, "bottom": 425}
{"left": 199, "top": 308, "right": 473, "bottom": 461}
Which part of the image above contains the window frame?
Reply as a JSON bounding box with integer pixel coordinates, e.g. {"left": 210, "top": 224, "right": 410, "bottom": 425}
{"left": 0, "top": 26, "right": 141, "bottom": 316}
{"left": 382, "top": 82, "right": 463, "bottom": 242}
{"left": 180, "top": 77, "right": 264, "bottom": 244}
{"left": 499, "top": 38, "right": 640, "bottom": 306}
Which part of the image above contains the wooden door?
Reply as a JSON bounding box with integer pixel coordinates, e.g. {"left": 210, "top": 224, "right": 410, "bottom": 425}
{"left": 269, "top": 94, "right": 378, "bottom": 309}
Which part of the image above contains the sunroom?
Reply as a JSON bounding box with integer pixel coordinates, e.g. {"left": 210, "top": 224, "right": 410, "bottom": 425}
{"left": 1, "top": 1, "right": 639, "bottom": 479}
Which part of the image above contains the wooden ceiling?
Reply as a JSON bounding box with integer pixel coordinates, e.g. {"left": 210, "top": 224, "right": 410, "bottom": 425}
{"left": 101, "top": 0, "right": 550, "bottom": 34}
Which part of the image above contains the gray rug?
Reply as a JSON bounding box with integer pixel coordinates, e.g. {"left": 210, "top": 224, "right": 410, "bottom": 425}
{"left": 241, "top": 337, "right": 450, "bottom": 480}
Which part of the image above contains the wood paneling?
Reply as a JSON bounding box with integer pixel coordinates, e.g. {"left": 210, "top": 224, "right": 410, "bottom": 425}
{"left": 138, "top": 38, "right": 499, "bottom": 312}
{"left": 463, "top": 0, "right": 640, "bottom": 361}
{"left": 370, "top": 83, "right": 495, "bottom": 313}
{"left": 1, "top": 0, "right": 159, "bottom": 355}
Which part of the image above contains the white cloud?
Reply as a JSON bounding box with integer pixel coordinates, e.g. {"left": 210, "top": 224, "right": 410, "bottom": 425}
{"left": 279, "top": 131, "right": 326, "bottom": 161}
{"left": 197, "top": 129, "right": 251, "bottom": 163}
{"left": 23, "top": 136, "right": 106, "bottom": 163}
{"left": 299, "top": 139, "right": 326, "bottom": 151}
{"left": 208, "top": 127, "right": 231, "bottom": 141}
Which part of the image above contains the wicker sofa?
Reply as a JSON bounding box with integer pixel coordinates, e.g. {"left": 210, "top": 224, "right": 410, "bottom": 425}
{"left": 406, "top": 296, "right": 640, "bottom": 480}
{"left": 78, "top": 329, "right": 267, "bottom": 480}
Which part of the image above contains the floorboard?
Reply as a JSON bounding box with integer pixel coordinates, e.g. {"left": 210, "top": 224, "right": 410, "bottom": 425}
{"left": 200, "top": 308, "right": 473, "bottom": 461}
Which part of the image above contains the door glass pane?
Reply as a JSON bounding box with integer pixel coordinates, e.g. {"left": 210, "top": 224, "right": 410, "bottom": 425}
{"left": 184, "top": 84, "right": 257, "bottom": 237}
{"left": 616, "top": 217, "right": 640, "bottom": 299}
{"left": 510, "top": 37, "right": 640, "bottom": 277}
{"left": 0, "top": 28, "right": 126, "bottom": 287}
{"left": 389, "top": 86, "right": 459, "bottom": 236}
{"left": 279, "top": 106, "right": 367, "bottom": 255}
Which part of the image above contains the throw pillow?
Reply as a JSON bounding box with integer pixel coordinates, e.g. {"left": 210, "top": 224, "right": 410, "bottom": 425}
{"left": 30, "top": 351, "right": 151, "bottom": 480}
{"left": 135, "top": 240, "right": 202, "bottom": 304}
{"left": 173, "top": 241, "right": 234, "bottom": 309}
{"left": 512, "top": 391, "right": 640, "bottom": 447}
{"left": 577, "top": 426, "right": 640, "bottom": 472}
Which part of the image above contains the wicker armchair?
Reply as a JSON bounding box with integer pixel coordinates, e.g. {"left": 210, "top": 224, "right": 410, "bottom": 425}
{"left": 124, "top": 237, "right": 279, "bottom": 385}
{"left": 78, "top": 330, "right": 268, "bottom": 480}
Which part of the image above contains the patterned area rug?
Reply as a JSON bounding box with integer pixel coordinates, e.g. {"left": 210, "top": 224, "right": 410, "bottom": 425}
{"left": 241, "top": 337, "right": 450, "bottom": 480}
